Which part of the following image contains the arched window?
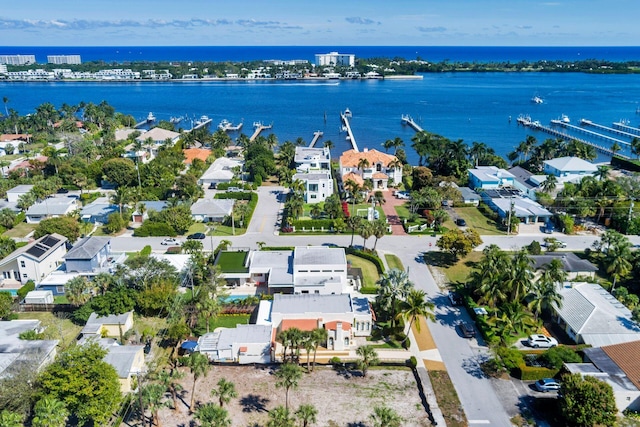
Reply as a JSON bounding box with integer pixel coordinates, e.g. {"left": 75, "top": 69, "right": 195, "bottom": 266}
{"left": 344, "top": 337, "right": 349, "bottom": 346}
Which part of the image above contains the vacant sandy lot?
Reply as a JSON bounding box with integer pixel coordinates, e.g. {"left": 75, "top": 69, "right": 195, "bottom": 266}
{"left": 157, "top": 364, "right": 433, "bottom": 427}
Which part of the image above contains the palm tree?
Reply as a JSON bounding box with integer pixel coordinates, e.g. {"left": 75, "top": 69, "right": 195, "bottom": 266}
{"left": 310, "top": 327, "right": 328, "bottom": 372}
{"left": 347, "top": 215, "right": 362, "bottom": 247}
{"left": 194, "top": 403, "right": 231, "bottom": 427}
{"left": 2, "top": 97, "right": 8, "bottom": 118}
{"left": 356, "top": 345, "right": 380, "bottom": 378}
{"left": 323, "top": 140, "right": 334, "bottom": 150}
{"left": 528, "top": 269, "right": 564, "bottom": 321}
{"left": 369, "top": 406, "right": 403, "bottom": 427}
{"left": 111, "top": 186, "right": 131, "bottom": 215}
{"left": 184, "top": 352, "right": 210, "bottom": 413}
{"left": 141, "top": 383, "right": 168, "bottom": 427}
{"left": 376, "top": 269, "right": 414, "bottom": 326}
{"left": 267, "top": 406, "right": 294, "bottom": 427}
{"left": 540, "top": 174, "right": 557, "bottom": 193}
{"left": 611, "top": 142, "right": 622, "bottom": 157}
{"left": 274, "top": 363, "right": 303, "bottom": 411}
{"left": 302, "top": 333, "right": 315, "bottom": 372}
{"left": 396, "top": 289, "right": 435, "bottom": 335}
{"left": 371, "top": 219, "right": 387, "bottom": 251}
{"left": 211, "top": 378, "right": 237, "bottom": 408}
{"left": 360, "top": 220, "right": 374, "bottom": 250}
{"left": 357, "top": 158, "right": 370, "bottom": 175}
{"left": 595, "top": 165, "right": 611, "bottom": 182}
{"left": 504, "top": 250, "right": 534, "bottom": 302}
{"left": 65, "top": 276, "right": 92, "bottom": 306}
{"left": 607, "top": 246, "right": 632, "bottom": 292}
{"left": 295, "top": 404, "right": 318, "bottom": 427}
{"left": 157, "top": 369, "right": 184, "bottom": 411}
{"left": 32, "top": 397, "right": 68, "bottom": 427}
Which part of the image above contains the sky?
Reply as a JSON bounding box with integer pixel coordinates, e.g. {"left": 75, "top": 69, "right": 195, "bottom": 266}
{"left": 1, "top": 0, "right": 637, "bottom": 46}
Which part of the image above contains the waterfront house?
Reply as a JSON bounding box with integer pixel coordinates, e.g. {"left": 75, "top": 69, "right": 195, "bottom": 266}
{"left": 339, "top": 148, "right": 402, "bottom": 190}
{"left": 0, "top": 234, "right": 67, "bottom": 286}
{"left": 293, "top": 146, "right": 334, "bottom": 203}
{"left": 135, "top": 127, "right": 180, "bottom": 146}
{"left": 183, "top": 148, "right": 212, "bottom": 165}
{"left": 197, "top": 324, "right": 272, "bottom": 364}
{"left": 553, "top": 282, "right": 640, "bottom": 347}
{"left": 543, "top": 156, "right": 598, "bottom": 178}
{"left": 468, "top": 166, "right": 516, "bottom": 190}
{"left": 6, "top": 184, "right": 33, "bottom": 203}
{"left": 198, "top": 157, "right": 244, "bottom": 186}
{"left": 190, "top": 198, "right": 235, "bottom": 223}
{"left": 26, "top": 197, "right": 78, "bottom": 224}
{"left": 508, "top": 166, "right": 540, "bottom": 199}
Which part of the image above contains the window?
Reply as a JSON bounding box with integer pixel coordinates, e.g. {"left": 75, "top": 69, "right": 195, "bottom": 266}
{"left": 310, "top": 194, "right": 316, "bottom": 199}
{"left": 56, "top": 286, "right": 64, "bottom": 293}
{"left": 314, "top": 290, "right": 320, "bottom": 294}
{"left": 20, "top": 261, "right": 25, "bottom": 268}
{"left": 22, "top": 274, "right": 27, "bottom": 278}
{"left": 376, "top": 163, "right": 382, "bottom": 171}
{"left": 301, "top": 290, "right": 309, "bottom": 294}
{"left": 344, "top": 338, "right": 349, "bottom": 346}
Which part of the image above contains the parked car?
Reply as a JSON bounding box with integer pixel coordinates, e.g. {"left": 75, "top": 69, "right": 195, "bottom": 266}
{"left": 456, "top": 218, "right": 467, "bottom": 227}
{"left": 226, "top": 186, "right": 241, "bottom": 192}
{"left": 394, "top": 191, "right": 411, "bottom": 200}
{"left": 457, "top": 322, "right": 476, "bottom": 338}
{"left": 187, "top": 232, "right": 206, "bottom": 240}
{"left": 534, "top": 378, "right": 560, "bottom": 392}
{"left": 448, "top": 291, "right": 463, "bottom": 306}
{"left": 56, "top": 188, "right": 69, "bottom": 194}
{"left": 543, "top": 238, "right": 567, "bottom": 248}
{"left": 161, "top": 238, "right": 180, "bottom": 246}
{"left": 527, "top": 334, "right": 558, "bottom": 348}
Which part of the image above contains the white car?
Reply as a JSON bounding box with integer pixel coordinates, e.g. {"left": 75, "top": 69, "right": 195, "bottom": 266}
{"left": 160, "top": 238, "right": 180, "bottom": 246}
{"left": 395, "top": 191, "right": 411, "bottom": 200}
{"left": 527, "top": 334, "right": 558, "bottom": 348}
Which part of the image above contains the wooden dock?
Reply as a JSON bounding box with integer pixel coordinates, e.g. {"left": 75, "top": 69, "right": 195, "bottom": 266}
{"left": 552, "top": 120, "right": 630, "bottom": 147}
{"left": 250, "top": 122, "right": 273, "bottom": 141}
{"left": 401, "top": 115, "right": 423, "bottom": 133}
{"left": 309, "top": 131, "right": 324, "bottom": 148}
{"left": 134, "top": 120, "right": 148, "bottom": 129}
{"left": 580, "top": 119, "right": 638, "bottom": 141}
{"left": 340, "top": 112, "right": 359, "bottom": 152}
{"left": 612, "top": 121, "right": 640, "bottom": 138}
{"left": 186, "top": 117, "right": 212, "bottom": 133}
{"left": 519, "top": 117, "right": 629, "bottom": 159}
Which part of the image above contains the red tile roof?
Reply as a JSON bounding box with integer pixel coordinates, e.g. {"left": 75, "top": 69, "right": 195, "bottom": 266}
{"left": 324, "top": 321, "right": 351, "bottom": 331}
{"left": 280, "top": 318, "right": 319, "bottom": 332}
{"left": 602, "top": 340, "right": 640, "bottom": 390}
{"left": 0, "top": 134, "right": 31, "bottom": 142}
{"left": 183, "top": 148, "right": 212, "bottom": 165}
{"left": 372, "top": 172, "right": 389, "bottom": 179}
{"left": 340, "top": 148, "right": 398, "bottom": 168}
{"left": 342, "top": 172, "right": 364, "bottom": 186}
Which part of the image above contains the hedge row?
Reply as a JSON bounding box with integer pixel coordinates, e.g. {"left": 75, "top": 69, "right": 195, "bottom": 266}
{"left": 290, "top": 219, "right": 335, "bottom": 229}
{"left": 215, "top": 191, "right": 259, "bottom": 227}
{"left": 261, "top": 246, "right": 295, "bottom": 251}
{"left": 345, "top": 247, "right": 385, "bottom": 274}
{"left": 612, "top": 156, "right": 640, "bottom": 173}
{"left": 133, "top": 222, "right": 177, "bottom": 237}
{"left": 514, "top": 365, "right": 560, "bottom": 381}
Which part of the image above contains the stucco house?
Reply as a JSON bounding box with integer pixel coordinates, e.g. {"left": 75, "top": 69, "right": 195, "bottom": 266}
{"left": 553, "top": 282, "right": 640, "bottom": 347}
{"left": 468, "top": 166, "right": 516, "bottom": 190}
{"left": 81, "top": 311, "right": 135, "bottom": 338}
{"left": 481, "top": 189, "right": 552, "bottom": 224}
{"left": 135, "top": 127, "right": 180, "bottom": 146}
{"left": 6, "top": 184, "right": 33, "bottom": 203}
{"left": 63, "top": 236, "right": 113, "bottom": 274}
{"left": 197, "top": 324, "right": 272, "bottom": 364}
{"left": 190, "top": 198, "right": 235, "bottom": 223}
{"left": 339, "top": 148, "right": 402, "bottom": 190}
{"left": 198, "top": 157, "right": 244, "bottom": 186}
{"left": 26, "top": 197, "right": 78, "bottom": 224}
{"left": 543, "top": 156, "right": 598, "bottom": 178}
{"left": 0, "top": 320, "right": 59, "bottom": 378}
{"left": 0, "top": 234, "right": 68, "bottom": 286}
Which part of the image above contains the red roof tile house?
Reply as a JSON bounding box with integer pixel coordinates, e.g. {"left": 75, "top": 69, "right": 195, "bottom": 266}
{"left": 339, "top": 148, "right": 402, "bottom": 190}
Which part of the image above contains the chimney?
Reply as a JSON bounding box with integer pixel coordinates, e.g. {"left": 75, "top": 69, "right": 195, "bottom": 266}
{"left": 363, "top": 148, "right": 368, "bottom": 153}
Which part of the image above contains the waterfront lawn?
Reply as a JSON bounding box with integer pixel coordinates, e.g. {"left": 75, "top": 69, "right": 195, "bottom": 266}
{"left": 347, "top": 254, "right": 379, "bottom": 289}
{"left": 3, "top": 222, "right": 36, "bottom": 238}
{"left": 16, "top": 312, "right": 81, "bottom": 350}
{"left": 453, "top": 207, "right": 505, "bottom": 235}
{"left": 384, "top": 253, "right": 404, "bottom": 271}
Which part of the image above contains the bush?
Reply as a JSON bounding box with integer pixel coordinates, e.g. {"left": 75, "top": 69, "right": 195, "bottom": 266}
{"left": 527, "top": 240, "right": 542, "bottom": 255}
{"left": 516, "top": 365, "right": 559, "bottom": 381}
{"left": 498, "top": 347, "right": 525, "bottom": 371}
{"left": 290, "top": 219, "right": 335, "bottom": 230}
{"left": 133, "top": 222, "right": 177, "bottom": 237}
{"left": 166, "top": 246, "right": 182, "bottom": 254}
{"left": 139, "top": 245, "right": 152, "bottom": 257}
{"left": 329, "top": 356, "right": 342, "bottom": 366}
{"left": 17, "top": 281, "right": 35, "bottom": 300}
{"left": 104, "top": 212, "right": 126, "bottom": 234}
{"left": 345, "top": 247, "right": 385, "bottom": 273}
{"left": 538, "top": 346, "right": 582, "bottom": 369}
{"left": 260, "top": 246, "right": 295, "bottom": 251}
{"left": 408, "top": 356, "right": 418, "bottom": 368}
{"left": 359, "top": 286, "right": 378, "bottom": 294}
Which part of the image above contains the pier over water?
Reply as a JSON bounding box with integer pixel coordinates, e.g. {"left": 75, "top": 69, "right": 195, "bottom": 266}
{"left": 401, "top": 115, "right": 424, "bottom": 133}
{"left": 309, "top": 131, "right": 323, "bottom": 148}
{"left": 340, "top": 111, "right": 359, "bottom": 152}
{"left": 250, "top": 122, "right": 272, "bottom": 141}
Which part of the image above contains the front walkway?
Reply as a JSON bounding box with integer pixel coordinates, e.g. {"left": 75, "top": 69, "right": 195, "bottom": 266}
{"left": 378, "top": 190, "right": 407, "bottom": 235}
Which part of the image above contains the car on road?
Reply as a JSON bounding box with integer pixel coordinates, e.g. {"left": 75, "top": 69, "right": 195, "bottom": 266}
{"left": 56, "top": 188, "right": 69, "bottom": 194}
{"left": 187, "top": 232, "right": 206, "bottom": 240}
{"left": 527, "top": 334, "right": 558, "bottom": 348}
{"left": 534, "top": 378, "right": 560, "bottom": 392}
{"left": 448, "top": 291, "right": 463, "bottom": 306}
{"left": 456, "top": 218, "right": 467, "bottom": 227}
{"left": 457, "top": 322, "right": 476, "bottom": 338}
{"left": 160, "top": 238, "right": 180, "bottom": 246}
{"left": 543, "top": 238, "right": 567, "bottom": 248}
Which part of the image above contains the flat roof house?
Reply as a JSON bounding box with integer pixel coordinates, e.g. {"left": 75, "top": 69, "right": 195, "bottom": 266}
{"left": 553, "top": 282, "right": 640, "bottom": 347}
{"left": 468, "top": 166, "right": 516, "bottom": 190}
{"left": 0, "top": 234, "right": 67, "bottom": 286}
{"left": 197, "top": 324, "right": 272, "bottom": 364}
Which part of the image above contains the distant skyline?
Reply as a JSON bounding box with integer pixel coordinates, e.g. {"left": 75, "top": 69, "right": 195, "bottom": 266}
{"left": 1, "top": 0, "right": 637, "bottom": 47}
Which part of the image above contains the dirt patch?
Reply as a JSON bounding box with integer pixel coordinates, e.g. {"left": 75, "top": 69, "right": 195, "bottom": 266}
{"left": 412, "top": 316, "right": 437, "bottom": 351}
{"left": 428, "top": 370, "right": 467, "bottom": 427}
{"left": 156, "top": 365, "right": 433, "bottom": 426}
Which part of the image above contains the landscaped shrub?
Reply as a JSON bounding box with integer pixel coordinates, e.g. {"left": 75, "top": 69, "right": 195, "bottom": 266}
{"left": 527, "top": 240, "right": 542, "bottom": 255}
{"left": 497, "top": 347, "right": 525, "bottom": 372}
{"left": 290, "top": 219, "right": 335, "bottom": 230}
{"left": 17, "top": 281, "right": 35, "bottom": 300}
{"left": 139, "top": 245, "right": 152, "bottom": 257}
{"left": 537, "top": 346, "right": 582, "bottom": 369}
{"left": 260, "top": 246, "right": 295, "bottom": 251}
{"left": 516, "top": 365, "right": 559, "bottom": 381}
{"left": 345, "top": 247, "right": 385, "bottom": 273}
{"left": 215, "top": 191, "right": 258, "bottom": 228}
{"left": 165, "top": 246, "right": 182, "bottom": 254}
{"left": 477, "top": 202, "right": 499, "bottom": 222}
{"left": 359, "top": 286, "right": 378, "bottom": 294}
{"left": 408, "top": 356, "right": 418, "bottom": 368}
{"left": 133, "top": 222, "right": 177, "bottom": 237}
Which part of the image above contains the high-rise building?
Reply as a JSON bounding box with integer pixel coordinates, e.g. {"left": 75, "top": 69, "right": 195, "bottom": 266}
{"left": 0, "top": 55, "right": 36, "bottom": 65}
{"left": 47, "top": 55, "right": 81, "bottom": 65}
{"left": 314, "top": 52, "right": 355, "bottom": 67}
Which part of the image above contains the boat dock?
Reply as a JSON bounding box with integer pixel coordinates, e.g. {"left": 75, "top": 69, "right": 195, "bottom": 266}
{"left": 309, "top": 131, "right": 324, "bottom": 148}
{"left": 613, "top": 121, "right": 640, "bottom": 137}
{"left": 340, "top": 111, "right": 359, "bottom": 152}
{"left": 401, "top": 115, "right": 423, "bottom": 133}
{"left": 133, "top": 120, "right": 148, "bottom": 129}
{"left": 189, "top": 117, "right": 212, "bottom": 132}
{"left": 518, "top": 116, "right": 629, "bottom": 158}
{"left": 580, "top": 119, "right": 638, "bottom": 140}
{"left": 551, "top": 119, "right": 630, "bottom": 147}
{"left": 250, "top": 122, "right": 273, "bottom": 141}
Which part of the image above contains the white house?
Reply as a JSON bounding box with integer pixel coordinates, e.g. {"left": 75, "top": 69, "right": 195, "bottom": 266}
{"left": 0, "top": 234, "right": 68, "bottom": 285}
{"left": 543, "top": 156, "right": 598, "bottom": 178}
{"left": 339, "top": 148, "right": 402, "bottom": 190}
{"left": 135, "top": 127, "right": 180, "bottom": 146}
{"left": 293, "top": 146, "right": 334, "bottom": 203}
{"left": 190, "top": 198, "right": 235, "bottom": 223}
{"left": 468, "top": 166, "right": 516, "bottom": 190}
{"left": 197, "top": 324, "right": 272, "bottom": 364}
{"left": 553, "top": 282, "right": 640, "bottom": 347}
{"left": 481, "top": 190, "right": 552, "bottom": 224}
{"left": 293, "top": 246, "right": 348, "bottom": 295}
{"left": 26, "top": 198, "right": 78, "bottom": 223}
{"left": 0, "top": 320, "right": 59, "bottom": 378}
{"left": 6, "top": 184, "right": 33, "bottom": 203}
{"left": 198, "top": 157, "right": 244, "bottom": 186}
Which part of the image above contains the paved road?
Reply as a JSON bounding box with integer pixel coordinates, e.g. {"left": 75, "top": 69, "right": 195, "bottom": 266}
{"left": 107, "top": 188, "right": 640, "bottom": 425}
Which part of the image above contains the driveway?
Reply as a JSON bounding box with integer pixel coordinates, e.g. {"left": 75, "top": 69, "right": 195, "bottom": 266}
{"left": 378, "top": 190, "right": 407, "bottom": 235}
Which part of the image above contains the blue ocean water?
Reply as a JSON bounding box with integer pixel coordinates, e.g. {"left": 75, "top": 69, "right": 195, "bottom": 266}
{"left": 1, "top": 46, "right": 640, "bottom": 164}
{"left": 2, "top": 46, "right": 640, "bottom": 63}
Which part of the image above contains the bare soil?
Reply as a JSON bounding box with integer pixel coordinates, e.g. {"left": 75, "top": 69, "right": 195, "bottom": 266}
{"left": 157, "top": 364, "right": 432, "bottom": 427}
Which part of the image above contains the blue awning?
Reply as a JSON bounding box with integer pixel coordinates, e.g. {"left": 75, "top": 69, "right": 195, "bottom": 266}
{"left": 181, "top": 341, "right": 198, "bottom": 351}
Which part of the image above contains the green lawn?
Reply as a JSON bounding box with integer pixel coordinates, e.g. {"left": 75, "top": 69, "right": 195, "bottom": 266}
{"left": 16, "top": 312, "right": 82, "bottom": 350}
{"left": 209, "top": 224, "right": 247, "bottom": 236}
{"left": 394, "top": 204, "right": 411, "bottom": 219}
{"left": 187, "top": 223, "right": 206, "bottom": 235}
{"left": 453, "top": 207, "right": 505, "bottom": 235}
{"left": 216, "top": 251, "right": 249, "bottom": 273}
{"left": 208, "top": 314, "right": 251, "bottom": 330}
{"left": 3, "top": 222, "right": 37, "bottom": 238}
{"left": 347, "top": 254, "right": 380, "bottom": 288}
{"left": 384, "top": 253, "right": 404, "bottom": 271}
{"left": 423, "top": 251, "right": 484, "bottom": 286}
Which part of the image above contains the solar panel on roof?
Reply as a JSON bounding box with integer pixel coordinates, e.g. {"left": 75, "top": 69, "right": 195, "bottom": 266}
{"left": 26, "top": 245, "right": 46, "bottom": 258}
{"left": 40, "top": 236, "right": 60, "bottom": 248}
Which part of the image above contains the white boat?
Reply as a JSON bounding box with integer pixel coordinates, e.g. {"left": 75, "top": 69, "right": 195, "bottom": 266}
{"left": 194, "top": 115, "right": 210, "bottom": 126}
{"left": 531, "top": 96, "right": 544, "bottom": 104}
{"left": 561, "top": 114, "right": 570, "bottom": 124}
{"left": 170, "top": 116, "right": 182, "bottom": 124}
{"left": 344, "top": 108, "right": 352, "bottom": 117}
{"left": 218, "top": 119, "right": 231, "bottom": 130}
{"left": 146, "top": 112, "right": 156, "bottom": 122}
{"left": 253, "top": 121, "right": 263, "bottom": 128}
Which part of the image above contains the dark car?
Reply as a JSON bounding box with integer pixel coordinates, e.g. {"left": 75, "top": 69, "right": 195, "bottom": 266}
{"left": 456, "top": 218, "right": 467, "bottom": 227}
{"left": 187, "top": 232, "right": 206, "bottom": 240}
{"left": 56, "top": 188, "right": 69, "bottom": 194}
{"left": 448, "top": 291, "right": 463, "bottom": 306}
{"left": 208, "top": 182, "right": 217, "bottom": 189}
{"left": 457, "top": 322, "right": 476, "bottom": 338}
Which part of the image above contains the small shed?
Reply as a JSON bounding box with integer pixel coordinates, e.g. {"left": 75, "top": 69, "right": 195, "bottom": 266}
{"left": 24, "top": 290, "right": 54, "bottom": 304}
